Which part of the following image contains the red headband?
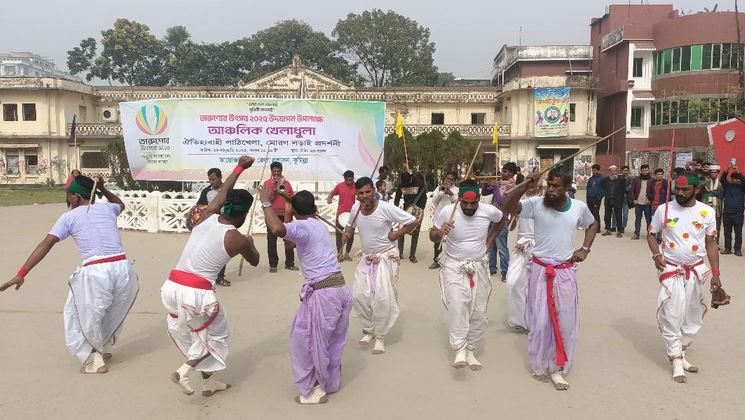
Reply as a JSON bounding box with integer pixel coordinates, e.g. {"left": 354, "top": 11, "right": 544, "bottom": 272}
{"left": 462, "top": 191, "right": 478, "bottom": 200}
{"left": 675, "top": 175, "right": 689, "bottom": 186}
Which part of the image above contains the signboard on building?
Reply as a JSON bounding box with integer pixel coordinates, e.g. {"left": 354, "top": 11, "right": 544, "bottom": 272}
{"left": 119, "top": 99, "right": 385, "bottom": 181}
{"left": 674, "top": 151, "right": 693, "bottom": 169}
{"left": 534, "top": 87, "right": 570, "bottom": 138}
{"left": 601, "top": 26, "right": 624, "bottom": 52}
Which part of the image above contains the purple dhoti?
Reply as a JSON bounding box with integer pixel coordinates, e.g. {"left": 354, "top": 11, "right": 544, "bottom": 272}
{"left": 290, "top": 274, "right": 353, "bottom": 397}
{"left": 526, "top": 257, "right": 579, "bottom": 376}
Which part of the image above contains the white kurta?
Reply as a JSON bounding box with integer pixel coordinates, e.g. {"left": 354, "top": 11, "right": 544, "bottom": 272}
{"left": 352, "top": 247, "right": 401, "bottom": 337}
{"left": 505, "top": 216, "right": 535, "bottom": 330}
{"left": 656, "top": 263, "right": 710, "bottom": 357}
{"left": 64, "top": 255, "right": 139, "bottom": 364}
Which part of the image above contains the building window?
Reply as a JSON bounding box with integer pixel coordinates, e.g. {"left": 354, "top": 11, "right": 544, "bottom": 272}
{"left": 691, "top": 45, "right": 703, "bottom": 70}
{"left": 712, "top": 44, "right": 722, "bottom": 69}
{"left": 722, "top": 44, "right": 732, "bottom": 69}
{"left": 679, "top": 100, "right": 689, "bottom": 124}
{"left": 78, "top": 106, "right": 88, "bottom": 122}
{"left": 4, "top": 150, "right": 20, "bottom": 175}
{"left": 702, "top": 44, "right": 712, "bottom": 70}
{"left": 3, "top": 104, "right": 18, "bottom": 121}
{"left": 663, "top": 49, "right": 672, "bottom": 73}
{"left": 431, "top": 112, "right": 445, "bottom": 125}
{"left": 2, "top": 65, "right": 16, "bottom": 76}
{"left": 569, "top": 103, "right": 576, "bottom": 122}
{"left": 681, "top": 46, "right": 692, "bottom": 71}
{"left": 652, "top": 53, "right": 658, "bottom": 75}
{"left": 470, "top": 113, "right": 486, "bottom": 124}
{"left": 22, "top": 104, "right": 36, "bottom": 121}
{"left": 25, "top": 153, "right": 39, "bottom": 175}
{"left": 672, "top": 48, "right": 681, "bottom": 72}
{"left": 633, "top": 58, "right": 643, "bottom": 77}
{"left": 81, "top": 151, "right": 108, "bottom": 169}
{"left": 630, "top": 107, "right": 644, "bottom": 128}
{"left": 670, "top": 101, "right": 679, "bottom": 124}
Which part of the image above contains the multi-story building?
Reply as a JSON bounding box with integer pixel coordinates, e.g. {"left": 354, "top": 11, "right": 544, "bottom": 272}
{"left": 0, "top": 58, "right": 507, "bottom": 185}
{"left": 0, "top": 52, "right": 77, "bottom": 79}
{"left": 590, "top": 4, "right": 743, "bottom": 168}
{"left": 492, "top": 44, "right": 599, "bottom": 184}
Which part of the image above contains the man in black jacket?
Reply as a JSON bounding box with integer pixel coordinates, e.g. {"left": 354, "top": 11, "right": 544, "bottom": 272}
{"left": 602, "top": 165, "right": 626, "bottom": 237}
{"left": 721, "top": 164, "right": 745, "bottom": 256}
{"left": 394, "top": 165, "right": 427, "bottom": 263}
{"left": 196, "top": 167, "right": 230, "bottom": 286}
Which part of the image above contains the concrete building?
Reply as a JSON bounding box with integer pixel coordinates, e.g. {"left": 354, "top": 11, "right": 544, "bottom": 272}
{"left": 0, "top": 52, "right": 77, "bottom": 80}
{"left": 0, "top": 58, "right": 507, "bottom": 185}
{"left": 590, "top": 4, "right": 743, "bottom": 168}
{"left": 492, "top": 44, "right": 599, "bottom": 184}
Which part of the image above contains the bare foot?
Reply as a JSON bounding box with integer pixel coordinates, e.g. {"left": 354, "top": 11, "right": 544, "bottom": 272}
{"left": 295, "top": 386, "right": 328, "bottom": 404}
{"left": 550, "top": 372, "right": 570, "bottom": 390}
{"left": 466, "top": 350, "right": 482, "bottom": 371}
{"left": 672, "top": 358, "right": 687, "bottom": 383}
{"left": 682, "top": 351, "right": 698, "bottom": 373}
{"left": 452, "top": 349, "right": 467, "bottom": 369}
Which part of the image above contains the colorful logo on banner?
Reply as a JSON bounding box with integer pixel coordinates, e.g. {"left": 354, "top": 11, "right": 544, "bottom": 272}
{"left": 135, "top": 104, "right": 169, "bottom": 136}
{"left": 534, "top": 87, "right": 570, "bottom": 138}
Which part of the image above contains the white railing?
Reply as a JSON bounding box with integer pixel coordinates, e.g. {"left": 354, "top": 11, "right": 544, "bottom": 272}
{"left": 103, "top": 190, "right": 492, "bottom": 234}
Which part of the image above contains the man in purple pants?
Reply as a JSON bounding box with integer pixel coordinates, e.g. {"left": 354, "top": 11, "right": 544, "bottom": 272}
{"left": 502, "top": 166, "right": 598, "bottom": 391}
{"left": 260, "top": 187, "right": 353, "bottom": 405}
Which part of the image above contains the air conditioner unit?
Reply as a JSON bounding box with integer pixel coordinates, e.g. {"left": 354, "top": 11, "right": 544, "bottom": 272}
{"left": 101, "top": 107, "right": 119, "bottom": 122}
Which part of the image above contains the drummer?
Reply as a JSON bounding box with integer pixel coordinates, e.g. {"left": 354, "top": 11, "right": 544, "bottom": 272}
{"left": 327, "top": 170, "right": 357, "bottom": 261}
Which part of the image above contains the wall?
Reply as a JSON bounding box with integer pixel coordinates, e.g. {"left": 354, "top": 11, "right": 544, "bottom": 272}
{"left": 653, "top": 12, "right": 745, "bottom": 49}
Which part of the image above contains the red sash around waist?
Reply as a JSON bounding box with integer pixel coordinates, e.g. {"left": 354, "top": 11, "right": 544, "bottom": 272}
{"left": 83, "top": 254, "right": 127, "bottom": 267}
{"left": 658, "top": 259, "right": 705, "bottom": 282}
{"left": 168, "top": 269, "right": 213, "bottom": 290}
{"left": 531, "top": 256, "right": 574, "bottom": 369}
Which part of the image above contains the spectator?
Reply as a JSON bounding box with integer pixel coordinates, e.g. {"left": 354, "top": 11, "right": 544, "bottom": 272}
{"left": 703, "top": 164, "right": 723, "bottom": 244}
{"left": 262, "top": 162, "right": 297, "bottom": 272}
{"left": 649, "top": 168, "right": 669, "bottom": 214}
{"left": 196, "top": 168, "right": 230, "bottom": 286}
{"left": 630, "top": 164, "right": 653, "bottom": 239}
{"left": 327, "top": 170, "right": 357, "bottom": 260}
{"left": 720, "top": 163, "right": 745, "bottom": 256}
{"left": 586, "top": 164, "right": 604, "bottom": 226}
{"left": 602, "top": 165, "right": 626, "bottom": 237}
{"left": 482, "top": 162, "right": 518, "bottom": 281}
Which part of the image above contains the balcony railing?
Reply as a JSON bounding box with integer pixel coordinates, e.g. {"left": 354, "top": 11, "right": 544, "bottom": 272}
{"left": 68, "top": 122, "right": 511, "bottom": 138}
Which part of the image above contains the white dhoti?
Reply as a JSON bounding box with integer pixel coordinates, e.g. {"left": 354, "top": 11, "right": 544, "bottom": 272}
{"left": 63, "top": 254, "right": 139, "bottom": 364}
{"left": 352, "top": 247, "right": 400, "bottom": 337}
{"left": 438, "top": 253, "right": 492, "bottom": 351}
{"left": 505, "top": 240, "right": 533, "bottom": 330}
{"left": 161, "top": 279, "right": 229, "bottom": 372}
{"left": 656, "top": 260, "right": 710, "bottom": 357}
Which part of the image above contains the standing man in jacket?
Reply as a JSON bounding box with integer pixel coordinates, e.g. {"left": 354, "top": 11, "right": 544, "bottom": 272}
{"left": 721, "top": 163, "right": 745, "bottom": 256}
{"left": 394, "top": 164, "right": 427, "bottom": 263}
{"left": 586, "top": 164, "right": 604, "bottom": 227}
{"left": 602, "top": 165, "right": 626, "bottom": 237}
{"left": 630, "top": 164, "right": 653, "bottom": 240}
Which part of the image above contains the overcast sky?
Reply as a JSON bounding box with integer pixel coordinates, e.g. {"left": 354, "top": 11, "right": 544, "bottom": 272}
{"left": 0, "top": 0, "right": 716, "bottom": 83}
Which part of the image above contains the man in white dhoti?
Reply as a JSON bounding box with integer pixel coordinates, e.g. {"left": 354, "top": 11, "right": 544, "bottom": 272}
{"left": 505, "top": 186, "right": 540, "bottom": 332}
{"left": 163, "top": 156, "right": 260, "bottom": 396}
{"left": 343, "top": 177, "right": 420, "bottom": 355}
{"left": 429, "top": 180, "right": 507, "bottom": 370}
{"left": 1, "top": 175, "right": 139, "bottom": 375}
{"left": 647, "top": 173, "right": 724, "bottom": 383}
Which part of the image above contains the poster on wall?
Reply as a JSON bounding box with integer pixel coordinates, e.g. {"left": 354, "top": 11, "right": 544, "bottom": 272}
{"left": 534, "top": 87, "right": 570, "bottom": 138}
{"left": 119, "top": 99, "right": 385, "bottom": 181}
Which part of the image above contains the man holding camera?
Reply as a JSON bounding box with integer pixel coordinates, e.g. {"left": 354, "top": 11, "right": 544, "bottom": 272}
{"left": 262, "top": 161, "right": 298, "bottom": 273}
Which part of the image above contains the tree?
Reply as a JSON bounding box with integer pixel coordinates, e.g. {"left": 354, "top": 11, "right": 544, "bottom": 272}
{"left": 67, "top": 19, "right": 169, "bottom": 86}
{"left": 333, "top": 9, "right": 438, "bottom": 87}
{"left": 242, "top": 20, "right": 358, "bottom": 83}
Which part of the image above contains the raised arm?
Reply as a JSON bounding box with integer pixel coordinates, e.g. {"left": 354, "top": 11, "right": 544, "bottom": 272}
{"left": 259, "top": 184, "right": 287, "bottom": 238}
{"left": 203, "top": 156, "right": 255, "bottom": 217}
{"left": 96, "top": 176, "right": 125, "bottom": 212}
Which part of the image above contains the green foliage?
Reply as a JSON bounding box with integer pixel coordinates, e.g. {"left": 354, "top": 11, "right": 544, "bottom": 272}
{"left": 333, "top": 9, "right": 439, "bottom": 87}
{"left": 106, "top": 136, "right": 140, "bottom": 189}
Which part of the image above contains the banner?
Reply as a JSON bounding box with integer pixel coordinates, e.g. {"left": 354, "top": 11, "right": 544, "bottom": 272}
{"left": 119, "top": 99, "right": 385, "bottom": 181}
{"left": 534, "top": 87, "right": 570, "bottom": 138}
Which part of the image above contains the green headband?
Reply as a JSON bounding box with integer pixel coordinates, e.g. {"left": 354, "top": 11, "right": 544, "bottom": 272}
{"left": 67, "top": 179, "right": 103, "bottom": 200}
{"left": 223, "top": 201, "right": 251, "bottom": 218}
{"left": 675, "top": 175, "right": 701, "bottom": 187}
{"left": 458, "top": 185, "right": 481, "bottom": 198}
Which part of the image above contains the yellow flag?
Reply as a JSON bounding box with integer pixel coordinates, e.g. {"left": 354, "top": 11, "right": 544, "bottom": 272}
{"left": 395, "top": 111, "right": 404, "bottom": 139}
{"left": 492, "top": 123, "right": 499, "bottom": 145}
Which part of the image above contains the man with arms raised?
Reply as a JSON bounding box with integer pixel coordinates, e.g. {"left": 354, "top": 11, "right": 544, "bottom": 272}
{"left": 430, "top": 179, "right": 507, "bottom": 370}
{"left": 344, "top": 177, "right": 420, "bottom": 355}
{"left": 163, "top": 156, "right": 260, "bottom": 397}
{"left": 261, "top": 187, "right": 353, "bottom": 405}
{"left": 501, "top": 166, "right": 598, "bottom": 390}
{"left": 1, "top": 175, "right": 139, "bottom": 375}
{"left": 647, "top": 173, "right": 725, "bottom": 383}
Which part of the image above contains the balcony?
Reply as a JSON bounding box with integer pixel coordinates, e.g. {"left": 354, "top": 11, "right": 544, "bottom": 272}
{"left": 68, "top": 122, "right": 511, "bottom": 139}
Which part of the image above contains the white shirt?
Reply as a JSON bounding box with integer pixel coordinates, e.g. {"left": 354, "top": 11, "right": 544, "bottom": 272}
{"left": 649, "top": 200, "right": 716, "bottom": 265}
{"left": 434, "top": 203, "right": 503, "bottom": 260}
{"left": 432, "top": 185, "right": 459, "bottom": 219}
{"left": 348, "top": 200, "right": 416, "bottom": 253}
{"left": 175, "top": 214, "right": 235, "bottom": 283}
{"left": 519, "top": 197, "right": 595, "bottom": 261}
{"left": 515, "top": 202, "right": 535, "bottom": 246}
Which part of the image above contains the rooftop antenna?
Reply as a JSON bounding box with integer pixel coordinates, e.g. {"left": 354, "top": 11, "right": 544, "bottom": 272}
{"left": 519, "top": 26, "right": 523, "bottom": 46}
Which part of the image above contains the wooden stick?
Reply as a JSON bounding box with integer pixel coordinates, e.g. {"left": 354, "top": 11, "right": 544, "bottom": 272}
{"left": 86, "top": 178, "right": 98, "bottom": 213}
{"left": 239, "top": 147, "right": 271, "bottom": 276}
{"left": 316, "top": 214, "right": 344, "bottom": 233}
{"left": 438, "top": 142, "right": 482, "bottom": 245}
{"left": 661, "top": 129, "right": 676, "bottom": 261}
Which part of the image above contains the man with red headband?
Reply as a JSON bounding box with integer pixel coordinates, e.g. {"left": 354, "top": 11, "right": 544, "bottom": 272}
{"left": 1, "top": 175, "right": 139, "bottom": 375}
{"left": 501, "top": 166, "right": 598, "bottom": 390}
{"left": 647, "top": 173, "right": 725, "bottom": 383}
{"left": 430, "top": 179, "right": 507, "bottom": 370}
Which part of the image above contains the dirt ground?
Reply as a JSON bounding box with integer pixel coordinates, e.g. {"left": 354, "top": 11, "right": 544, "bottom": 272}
{"left": 1, "top": 201, "right": 744, "bottom": 420}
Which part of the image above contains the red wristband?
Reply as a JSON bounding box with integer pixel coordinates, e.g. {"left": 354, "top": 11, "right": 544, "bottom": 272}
{"left": 233, "top": 165, "right": 244, "bottom": 175}
{"left": 17, "top": 266, "right": 29, "bottom": 278}
{"left": 711, "top": 267, "right": 721, "bottom": 277}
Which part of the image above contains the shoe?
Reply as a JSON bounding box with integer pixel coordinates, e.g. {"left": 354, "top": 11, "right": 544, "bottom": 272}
{"left": 409, "top": 256, "right": 418, "bottom": 263}
{"left": 295, "top": 385, "right": 328, "bottom": 404}
{"left": 736, "top": 250, "right": 743, "bottom": 257}
{"left": 500, "top": 273, "right": 506, "bottom": 283}
{"left": 429, "top": 261, "right": 440, "bottom": 269}
{"left": 722, "top": 249, "right": 732, "bottom": 255}
{"left": 601, "top": 230, "right": 612, "bottom": 236}
{"left": 631, "top": 234, "right": 640, "bottom": 240}
{"left": 286, "top": 266, "right": 299, "bottom": 271}
{"left": 452, "top": 348, "right": 467, "bottom": 368}
{"left": 489, "top": 271, "right": 497, "bottom": 276}
{"left": 344, "top": 256, "right": 353, "bottom": 262}
{"left": 372, "top": 337, "right": 385, "bottom": 354}
{"left": 358, "top": 331, "right": 374, "bottom": 346}
{"left": 202, "top": 376, "right": 231, "bottom": 397}
{"left": 269, "top": 267, "right": 278, "bottom": 273}
{"left": 616, "top": 232, "right": 623, "bottom": 238}
{"left": 215, "top": 276, "right": 231, "bottom": 287}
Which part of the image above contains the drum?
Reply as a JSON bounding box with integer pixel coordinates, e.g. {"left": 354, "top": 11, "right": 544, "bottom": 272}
{"left": 404, "top": 205, "right": 424, "bottom": 234}
{"left": 185, "top": 204, "right": 208, "bottom": 231}
{"left": 337, "top": 211, "right": 351, "bottom": 228}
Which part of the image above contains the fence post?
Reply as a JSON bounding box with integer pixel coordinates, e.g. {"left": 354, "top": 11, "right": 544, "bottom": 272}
{"left": 147, "top": 191, "right": 160, "bottom": 233}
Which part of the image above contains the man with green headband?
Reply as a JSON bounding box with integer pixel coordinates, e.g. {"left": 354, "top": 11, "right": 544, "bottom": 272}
{"left": 1, "top": 175, "right": 140, "bottom": 375}
{"left": 162, "top": 155, "right": 260, "bottom": 397}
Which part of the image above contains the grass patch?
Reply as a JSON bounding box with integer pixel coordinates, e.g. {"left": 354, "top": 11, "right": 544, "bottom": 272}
{"left": 0, "top": 187, "right": 66, "bottom": 207}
